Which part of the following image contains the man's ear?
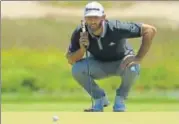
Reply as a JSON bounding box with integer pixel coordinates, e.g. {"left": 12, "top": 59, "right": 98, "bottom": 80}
{"left": 102, "top": 14, "right": 106, "bottom": 20}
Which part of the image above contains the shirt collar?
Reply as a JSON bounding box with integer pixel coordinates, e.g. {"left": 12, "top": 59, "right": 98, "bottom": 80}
{"left": 87, "top": 20, "right": 107, "bottom": 38}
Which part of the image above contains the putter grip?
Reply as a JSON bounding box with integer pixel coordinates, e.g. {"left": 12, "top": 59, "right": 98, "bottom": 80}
{"left": 81, "top": 20, "right": 86, "bottom": 32}
{"left": 81, "top": 20, "right": 88, "bottom": 49}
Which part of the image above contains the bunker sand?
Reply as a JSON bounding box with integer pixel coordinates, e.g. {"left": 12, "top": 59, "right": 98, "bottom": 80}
{"left": 2, "top": 112, "right": 179, "bottom": 124}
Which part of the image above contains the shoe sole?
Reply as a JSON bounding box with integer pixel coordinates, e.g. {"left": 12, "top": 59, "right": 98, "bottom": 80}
{"left": 83, "top": 104, "right": 108, "bottom": 112}
{"left": 84, "top": 108, "right": 104, "bottom": 112}
{"left": 113, "top": 110, "right": 125, "bottom": 112}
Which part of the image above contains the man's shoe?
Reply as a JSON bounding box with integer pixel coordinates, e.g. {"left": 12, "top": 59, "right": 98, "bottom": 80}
{"left": 84, "top": 96, "right": 109, "bottom": 112}
{"left": 113, "top": 103, "right": 126, "bottom": 112}
{"left": 113, "top": 96, "right": 126, "bottom": 112}
{"left": 84, "top": 105, "right": 103, "bottom": 112}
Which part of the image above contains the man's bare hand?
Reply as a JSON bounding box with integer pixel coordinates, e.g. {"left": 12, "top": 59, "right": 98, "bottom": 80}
{"left": 79, "top": 32, "right": 89, "bottom": 50}
{"left": 120, "top": 55, "right": 141, "bottom": 69}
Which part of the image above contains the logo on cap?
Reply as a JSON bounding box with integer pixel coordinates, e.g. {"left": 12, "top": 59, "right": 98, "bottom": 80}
{"left": 86, "top": 8, "right": 100, "bottom": 11}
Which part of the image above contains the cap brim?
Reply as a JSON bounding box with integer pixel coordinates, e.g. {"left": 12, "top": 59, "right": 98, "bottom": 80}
{"left": 84, "top": 11, "right": 103, "bottom": 17}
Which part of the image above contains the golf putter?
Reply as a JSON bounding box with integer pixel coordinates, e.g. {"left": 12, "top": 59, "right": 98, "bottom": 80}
{"left": 81, "top": 20, "right": 94, "bottom": 108}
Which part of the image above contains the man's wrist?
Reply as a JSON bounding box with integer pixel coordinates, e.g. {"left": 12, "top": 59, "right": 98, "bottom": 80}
{"left": 135, "top": 55, "right": 143, "bottom": 61}
{"left": 80, "top": 47, "right": 86, "bottom": 53}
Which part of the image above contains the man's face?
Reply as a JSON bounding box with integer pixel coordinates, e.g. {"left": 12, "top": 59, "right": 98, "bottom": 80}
{"left": 85, "top": 15, "right": 105, "bottom": 32}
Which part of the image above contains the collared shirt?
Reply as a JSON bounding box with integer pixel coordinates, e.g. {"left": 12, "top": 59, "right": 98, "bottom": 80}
{"left": 68, "top": 20, "right": 142, "bottom": 62}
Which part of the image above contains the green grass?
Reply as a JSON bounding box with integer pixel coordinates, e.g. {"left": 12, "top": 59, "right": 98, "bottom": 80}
{"left": 2, "top": 49, "right": 179, "bottom": 93}
{"left": 2, "top": 91, "right": 179, "bottom": 104}
{"left": 1, "top": 17, "right": 179, "bottom": 99}
{"left": 2, "top": 17, "right": 179, "bottom": 51}
{"left": 1, "top": 18, "right": 76, "bottom": 51}
{"left": 2, "top": 112, "right": 179, "bottom": 124}
{"left": 2, "top": 102, "right": 179, "bottom": 112}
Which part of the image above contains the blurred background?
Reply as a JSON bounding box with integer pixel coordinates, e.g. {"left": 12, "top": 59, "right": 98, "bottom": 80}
{"left": 1, "top": 1, "right": 179, "bottom": 111}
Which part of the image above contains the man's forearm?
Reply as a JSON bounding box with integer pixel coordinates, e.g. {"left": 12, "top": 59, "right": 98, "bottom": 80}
{"left": 136, "top": 24, "right": 157, "bottom": 60}
{"left": 67, "top": 48, "right": 86, "bottom": 64}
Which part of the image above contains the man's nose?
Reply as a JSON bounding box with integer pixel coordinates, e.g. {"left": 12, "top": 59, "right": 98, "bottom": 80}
{"left": 91, "top": 20, "right": 95, "bottom": 24}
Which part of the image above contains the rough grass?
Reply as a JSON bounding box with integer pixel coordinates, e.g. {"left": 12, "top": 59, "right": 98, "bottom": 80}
{"left": 2, "top": 17, "right": 179, "bottom": 51}
{"left": 2, "top": 49, "right": 179, "bottom": 94}
{"left": 39, "top": 1, "right": 135, "bottom": 9}
{"left": 1, "top": 17, "right": 179, "bottom": 97}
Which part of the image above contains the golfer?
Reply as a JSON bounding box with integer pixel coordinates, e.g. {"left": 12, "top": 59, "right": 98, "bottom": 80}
{"left": 66, "top": 1, "right": 156, "bottom": 112}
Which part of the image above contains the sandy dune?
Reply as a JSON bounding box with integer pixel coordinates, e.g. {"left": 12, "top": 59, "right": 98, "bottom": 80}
{"left": 1, "top": 1, "right": 179, "bottom": 19}
{"left": 1, "top": 1, "right": 179, "bottom": 29}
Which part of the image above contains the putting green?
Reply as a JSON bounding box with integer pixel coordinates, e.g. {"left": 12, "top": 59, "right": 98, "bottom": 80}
{"left": 2, "top": 112, "right": 179, "bottom": 124}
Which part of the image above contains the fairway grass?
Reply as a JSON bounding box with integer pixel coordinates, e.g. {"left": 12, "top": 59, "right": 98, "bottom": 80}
{"left": 2, "top": 102, "right": 179, "bottom": 112}
{"left": 2, "top": 112, "right": 179, "bottom": 124}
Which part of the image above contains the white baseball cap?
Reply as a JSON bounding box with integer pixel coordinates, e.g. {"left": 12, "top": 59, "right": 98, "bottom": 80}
{"left": 84, "top": 1, "right": 105, "bottom": 17}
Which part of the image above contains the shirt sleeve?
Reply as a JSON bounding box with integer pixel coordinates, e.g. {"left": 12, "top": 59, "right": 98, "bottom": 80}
{"left": 68, "top": 27, "right": 80, "bottom": 53}
{"left": 116, "top": 21, "right": 143, "bottom": 38}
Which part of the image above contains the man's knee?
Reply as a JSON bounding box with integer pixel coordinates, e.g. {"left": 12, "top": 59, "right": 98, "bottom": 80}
{"left": 126, "top": 64, "right": 140, "bottom": 76}
{"left": 72, "top": 61, "right": 86, "bottom": 79}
